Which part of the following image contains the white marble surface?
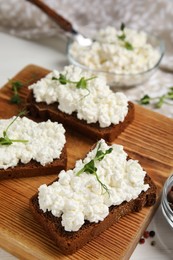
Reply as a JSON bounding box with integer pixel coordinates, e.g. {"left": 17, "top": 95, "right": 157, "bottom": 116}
{"left": 0, "top": 32, "right": 173, "bottom": 260}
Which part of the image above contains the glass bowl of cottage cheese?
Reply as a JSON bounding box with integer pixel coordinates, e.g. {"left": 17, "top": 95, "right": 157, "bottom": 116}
{"left": 161, "top": 174, "right": 173, "bottom": 229}
{"left": 67, "top": 26, "right": 164, "bottom": 88}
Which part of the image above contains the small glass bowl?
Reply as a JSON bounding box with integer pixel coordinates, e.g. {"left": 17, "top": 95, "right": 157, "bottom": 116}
{"left": 161, "top": 174, "right": 173, "bottom": 229}
{"left": 67, "top": 35, "right": 164, "bottom": 89}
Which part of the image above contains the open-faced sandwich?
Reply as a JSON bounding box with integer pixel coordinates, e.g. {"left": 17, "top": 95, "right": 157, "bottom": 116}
{"left": 0, "top": 112, "right": 67, "bottom": 179}
{"left": 27, "top": 65, "right": 134, "bottom": 141}
{"left": 29, "top": 139, "right": 156, "bottom": 254}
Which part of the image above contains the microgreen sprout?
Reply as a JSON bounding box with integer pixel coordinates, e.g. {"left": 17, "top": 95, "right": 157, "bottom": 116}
{"left": 76, "top": 142, "right": 113, "bottom": 194}
{"left": 138, "top": 87, "right": 173, "bottom": 108}
{"left": 9, "top": 74, "right": 37, "bottom": 104}
{"left": 10, "top": 81, "right": 23, "bottom": 104}
{"left": 52, "top": 74, "right": 96, "bottom": 98}
{"left": 117, "top": 23, "right": 134, "bottom": 51}
{"left": 0, "top": 111, "right": 28, "bottom": 146}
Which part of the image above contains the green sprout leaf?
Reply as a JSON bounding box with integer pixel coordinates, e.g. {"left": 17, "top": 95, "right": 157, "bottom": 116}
{"left": 124, "top": 41, "right": 134, "bottom": 50}
{"left": 120, "top": 22, "right": 125, "bottom": 31}
{"left": 58, "top": 74, "right": 68, "bottom": 85}
{"left": 76, "top": 141, "right": 113, "bottom": 194}
{"left": 10, "top": 80, "right": 24, "bottom": 104}
{"left": 10, "top": 94, "right": 21, "bottom": 104}
{"left": 167, "top": 87, "right": 173, "bottom": 100}
{"left": 76, "top": 77, "right": 87, "bottom": 89}
{"left": 155, "top": 96, "right": 165, "bottom": 108}
{"left": 0, "top": 111, "right": 28, "bottom": 146}
{"left": 139, "top": 95, "right": 151, "bottom": 105}
{"left": 9, "top": 74, "right": 37, "bottom": 105}
{"left": 11, "top": 81, "right": 23, "bottom": 91}
{"left": 117, "top": 34, "right": 126, "bottom": 41}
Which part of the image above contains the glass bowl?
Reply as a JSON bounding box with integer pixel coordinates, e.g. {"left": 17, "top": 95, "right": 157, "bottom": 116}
{"left": 67, "top": 34, "right": 164, "bottom": 89}
{"left": 161, "top": 174, "right": 173, "bottom": 229}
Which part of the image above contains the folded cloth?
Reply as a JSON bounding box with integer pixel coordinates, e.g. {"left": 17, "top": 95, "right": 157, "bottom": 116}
{"left": 0, "top": 0, "right": 172, "bottom": 42}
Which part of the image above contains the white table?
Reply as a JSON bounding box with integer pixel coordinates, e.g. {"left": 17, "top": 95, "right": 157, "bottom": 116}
{"left": 0, "top": 32, "right": 172, "bottom": 260}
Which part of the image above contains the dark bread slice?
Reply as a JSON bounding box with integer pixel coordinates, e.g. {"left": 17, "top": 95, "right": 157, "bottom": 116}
{"left": 0, "top": 144, "right": 67, "bottom": 180}
{"left": 26, "top": 90, "right": 134, "bottom": 142}
{"left": 29, "top": 174, "right": 156, "bottom": 255}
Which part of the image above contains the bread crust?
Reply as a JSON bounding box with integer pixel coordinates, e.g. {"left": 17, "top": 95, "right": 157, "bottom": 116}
{"left": 0, "top": 144, "right": 67, "bottom": 180}
{"left": 26, "top": 91, "right": 134, "bottom": 142}
{"left": 29, "top": 174, "right": 156, "bottom": 255}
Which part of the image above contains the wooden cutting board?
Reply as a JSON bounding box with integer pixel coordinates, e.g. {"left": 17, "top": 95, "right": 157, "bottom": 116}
{"left": 0, "top": 65, "right": 173, "bottom": 260}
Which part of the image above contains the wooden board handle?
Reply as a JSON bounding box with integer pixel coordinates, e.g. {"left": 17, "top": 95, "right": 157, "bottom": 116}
{"left": 26, "top": 0, "right": 73, "bottom": 32}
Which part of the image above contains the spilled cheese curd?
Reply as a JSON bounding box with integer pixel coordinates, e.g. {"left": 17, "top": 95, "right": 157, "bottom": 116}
{"left": 69, "top": 26, "right": 160, "bottom": 74}
{"left": 0, "top": 117, "right": 66, "bottom": 169}
{"left": 29, "top": 65, "right": 128, "bottom": 128}
{"left": 38, "top": 139, "right": 149, "bottom": 232}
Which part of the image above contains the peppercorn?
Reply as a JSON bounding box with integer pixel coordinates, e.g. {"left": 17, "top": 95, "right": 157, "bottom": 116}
{"left": 149, "top": 230, "right": 155, "bottom": 237}
{"left": 151, "top": 241, "right": 156, "bottom": 246}
{"left": 143, "top": 230, "right": 150, "bottom": 239}
{"left": 167, "top": 187, "right": 173, "bottom": 211}
{"left": 167, "top": 189, "right": 173, "bottom": 203}
{"left": 139, "top": 238, "right": 145, "bottom": 244}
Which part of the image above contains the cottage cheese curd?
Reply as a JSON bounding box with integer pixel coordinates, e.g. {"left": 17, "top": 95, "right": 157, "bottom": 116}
{"left": 69, "top": 26, "right": 160, "bottom": 74}
{"left": 0, "top": 117, "right": 66, "bottom": 169}
{"left": 38, "top": 139, "right": 149, "bottom": 232}
{"left": 29, "top": 65, "right": 128, "bottom": 128}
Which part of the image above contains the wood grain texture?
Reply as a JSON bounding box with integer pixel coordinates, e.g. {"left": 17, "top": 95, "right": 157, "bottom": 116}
{"left": 0, "top": 65, "right": 173, "bottom": 260}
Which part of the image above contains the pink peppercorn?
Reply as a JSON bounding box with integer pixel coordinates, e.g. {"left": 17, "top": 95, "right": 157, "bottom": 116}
{"left": 139, "top": 238, "right": 145, "bottom": 244}
{"left": 143, "top": 231, "right": 150, "bottom": 239}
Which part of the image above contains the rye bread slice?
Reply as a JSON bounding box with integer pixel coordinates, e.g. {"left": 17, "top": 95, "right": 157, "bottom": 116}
{"left": 0, "top": 144, "right": 67, "bottom": 180}
{"left": 29, "top": 173, "right": 156, "bottom": 255}
{"left": 26, "top": 90, "right": 134, "bottom": 142}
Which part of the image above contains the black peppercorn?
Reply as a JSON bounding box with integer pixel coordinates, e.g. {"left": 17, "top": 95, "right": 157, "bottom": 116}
{"left": 149, "top": 230, "right": 155, "bottom": 237}
{"left": 151, "top": 241, "right": 156, "bottom": 246}
{"left": 167, "top": 186, "right": 173, "bottom": 211}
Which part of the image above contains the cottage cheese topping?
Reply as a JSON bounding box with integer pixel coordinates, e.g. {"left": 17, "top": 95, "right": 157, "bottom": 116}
{"left": 29, "top": 65, "right": 128, "bottom": 128}
{"left": 0, "top": 117, "right": 66, "bottom": 169}
{"left": 69, "top": 26, "right": 160, "bottom": 74}
{"left": 38, "top": 139, "right": 149, "bottom": 232}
